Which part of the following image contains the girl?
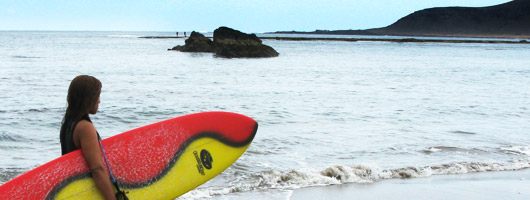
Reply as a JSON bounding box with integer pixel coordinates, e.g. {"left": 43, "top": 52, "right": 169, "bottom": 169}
{"left": 59, "top": 75, "right": 116, "bottom": 200}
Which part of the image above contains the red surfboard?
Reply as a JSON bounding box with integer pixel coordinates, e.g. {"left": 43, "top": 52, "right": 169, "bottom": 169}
{"left": 0, "top": 112, "right": 258, "bottom": 199}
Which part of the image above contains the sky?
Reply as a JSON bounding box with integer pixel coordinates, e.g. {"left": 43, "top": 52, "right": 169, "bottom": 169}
{"left": 0, "top": 0, "right": 512, "bottom": 33}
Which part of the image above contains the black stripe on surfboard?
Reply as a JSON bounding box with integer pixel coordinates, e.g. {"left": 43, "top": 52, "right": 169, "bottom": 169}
{"left": 45, "top": 173, "right": 91, "bottom": 200}
{"left": 46, "top": 122, "right": 258, "bottom": 199}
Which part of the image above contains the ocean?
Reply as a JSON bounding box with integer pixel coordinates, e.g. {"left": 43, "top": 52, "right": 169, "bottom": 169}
{"left": 1, "top": 31, "right": 529, "bottom": 199}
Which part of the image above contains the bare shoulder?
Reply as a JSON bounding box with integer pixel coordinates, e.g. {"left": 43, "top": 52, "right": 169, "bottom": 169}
{"left": 74, "top": 120, "right": 98, "bottom": 141}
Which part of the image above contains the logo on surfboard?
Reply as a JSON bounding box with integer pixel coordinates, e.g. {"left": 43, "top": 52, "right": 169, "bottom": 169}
{"left": 200, "top": 149, "right": 213, "bottom": 169}
{"left": 193, "top": 149, "right": 213, "bottom": 175}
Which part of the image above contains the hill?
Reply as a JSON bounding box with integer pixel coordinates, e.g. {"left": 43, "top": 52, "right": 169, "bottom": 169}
{"left": 370, "top": 0, "right": 530, "bottom": 37}
{"left": 274, "top": 0, "right": 530, "bottom": 38}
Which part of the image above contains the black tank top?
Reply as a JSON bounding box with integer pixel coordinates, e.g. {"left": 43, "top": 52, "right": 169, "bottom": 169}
{"left": 60, "top": 118, "right": 78, "bottom": 155}
{"left": 60, "top": 117, "right": 100, "bottom": 155}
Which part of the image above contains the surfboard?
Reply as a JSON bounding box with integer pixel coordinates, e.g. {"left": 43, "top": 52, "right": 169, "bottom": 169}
{"left": 0, "top": 111, "right": 258, "bottom": 199}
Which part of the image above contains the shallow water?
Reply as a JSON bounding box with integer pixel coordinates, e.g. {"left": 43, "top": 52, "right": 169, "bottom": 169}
{"left": 1, "top": 31, "right": 529, "bottom": 199}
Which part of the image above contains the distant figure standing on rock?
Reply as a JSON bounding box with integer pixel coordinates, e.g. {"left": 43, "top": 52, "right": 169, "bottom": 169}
{"left": 184, "top": 32, "right": 187, "bottom": 37}
{"left": 176, "top": 32, "right": 179, "bottom": 37}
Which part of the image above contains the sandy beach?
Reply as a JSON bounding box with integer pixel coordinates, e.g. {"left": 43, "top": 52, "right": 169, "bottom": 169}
{"left": 209, "top": 169, "right": 530, "bottom": 200}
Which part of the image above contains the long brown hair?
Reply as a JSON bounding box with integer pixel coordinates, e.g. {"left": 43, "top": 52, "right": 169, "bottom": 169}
{"left": 64, "top": 75, "right": 101, "bottom": 121}
{"left": 60, "top": 75, "right": 101, "bottom": 152}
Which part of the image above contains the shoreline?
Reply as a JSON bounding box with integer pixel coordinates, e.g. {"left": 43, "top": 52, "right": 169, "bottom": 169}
{"left": 289, "top": 169, "right": 530, "bottom": 200}
{"left": 141, "top": 35, "right": 529, "bottom": 45}
{"left": 270, "top": 31, "right": 530, "bottom": 40}
{"left": 139, "top": 36, "right": 186, "bottom": 39}
{"left": 259, "top": 37, "right": 529, "bottom": 44}
{"left": 208, "top": 169, "right": 530, "bottom": 200}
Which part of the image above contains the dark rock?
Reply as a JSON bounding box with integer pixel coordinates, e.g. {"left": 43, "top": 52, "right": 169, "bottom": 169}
{"left": 169, "top": 27, "right": 279, "bottom": 58}
{"left": 169, "top": 31, "right": 214, "bottom": 52}
{"left": 213, "top": 27, "right": 279, "bottom": 58}
{"left": 398, "top": 38, "right": 419, "bottom": 43}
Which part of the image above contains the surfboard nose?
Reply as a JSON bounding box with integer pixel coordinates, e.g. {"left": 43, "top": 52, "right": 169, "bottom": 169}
{"left": 181, "top": 111, "right": 258, "bottom": 144}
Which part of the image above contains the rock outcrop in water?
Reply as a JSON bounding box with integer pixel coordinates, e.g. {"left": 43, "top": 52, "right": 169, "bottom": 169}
{"left": 170, "top": 27, "right": 279, "bottom": 58}
{"left": 169, "top": 31, "right": 214, "bottom": 52}
{"left": 213, "top": 27, "right": 279, "bottom": 58}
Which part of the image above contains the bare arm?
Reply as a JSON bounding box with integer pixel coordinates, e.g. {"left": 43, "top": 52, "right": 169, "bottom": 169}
{"left": 75, "top": 120, "right": 116, "bottom": 200}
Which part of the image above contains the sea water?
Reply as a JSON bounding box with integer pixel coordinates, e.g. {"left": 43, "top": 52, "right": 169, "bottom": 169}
{"left": 1, "top": 31, "right": 529, "bottom": 199}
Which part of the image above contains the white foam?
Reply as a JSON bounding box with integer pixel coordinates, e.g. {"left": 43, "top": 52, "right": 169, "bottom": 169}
{"left": 501, "top": 145, "right": 530, "bottom": 156}
{"left": 178, "top": 159, "right": 530, "bottom": 199}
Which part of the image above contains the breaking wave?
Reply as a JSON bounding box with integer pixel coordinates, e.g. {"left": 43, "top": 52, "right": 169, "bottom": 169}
{"left": 178, "top": 159, "right": 530, "bottom": 199}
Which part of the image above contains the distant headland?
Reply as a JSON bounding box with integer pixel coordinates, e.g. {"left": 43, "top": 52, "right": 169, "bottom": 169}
{"left": 273, "top": 0, "right": 530, "bottom": 38}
